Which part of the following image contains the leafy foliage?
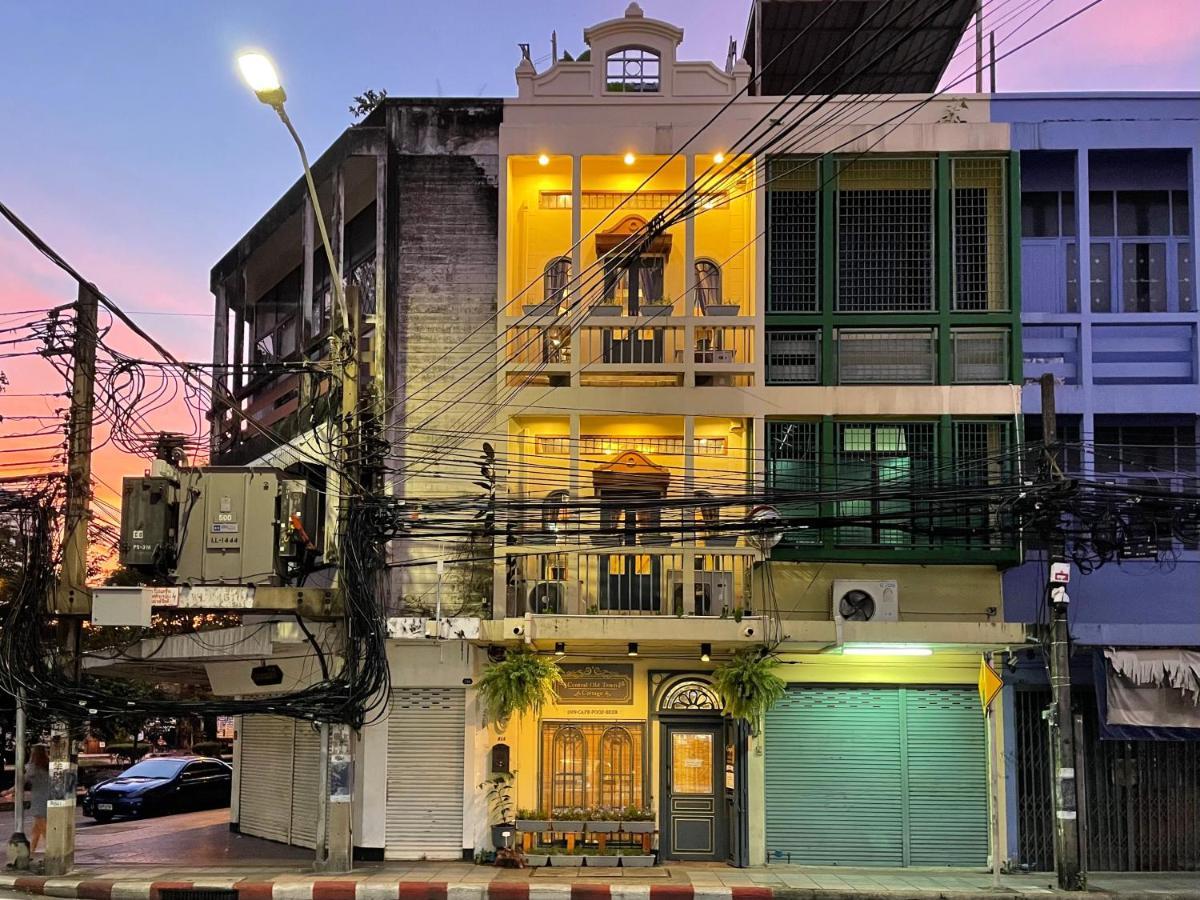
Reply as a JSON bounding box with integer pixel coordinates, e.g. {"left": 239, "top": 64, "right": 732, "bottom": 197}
{"left": 477, "top": 647, "right": 562, "bottom": 725}
{"left": 711, "top": 649, "right": 786, "bottom": 735}
{"left": 349, "top": 89, "right": 388, "bottom": 121}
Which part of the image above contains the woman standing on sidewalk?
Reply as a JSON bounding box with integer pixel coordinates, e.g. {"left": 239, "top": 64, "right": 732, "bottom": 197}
{"left": 26, "top": 744, "right": 49, "bottom": 853}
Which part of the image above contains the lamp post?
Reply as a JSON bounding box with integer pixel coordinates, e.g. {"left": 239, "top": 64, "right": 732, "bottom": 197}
{"left": 236, "top": 50, "right": 355, "bottom": 874}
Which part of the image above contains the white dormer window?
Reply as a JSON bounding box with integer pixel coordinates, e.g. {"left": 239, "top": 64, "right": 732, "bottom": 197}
{"left": 606, "top": 47, "right": 660, "bottom": 93}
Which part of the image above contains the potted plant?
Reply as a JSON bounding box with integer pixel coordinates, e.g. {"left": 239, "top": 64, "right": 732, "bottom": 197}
{"left": 548, "top": 847, "right": 585, "bottom": 867}
{"left": 585, "top": 848, "right": 620, "bottom": 867}
{"left": 480, "top": 773, "right": 516, "bottom": 851}
{"left": 477, "top": 647, "right": 563, "bottom": 726}
{"left": 524, "top": 849, "right": 550, "bottom": 868}
{"left": 552, "top": 806, "right": 587, "bottom": 833}
{"left": 702, "top": 300, "right": 741, "bottom": 316}
{"left": 712, "top": 648, "right": 787, "bottom": 735}
{"left": 523, "top": 300, "right": 560, "bottom": 317}
{"left": 639, "top": 302, "right": 673, "bottom": 317}
{"left": 620, "top": 851, "right": 656, "bottom": 867}
{"left": 588, "top": 303, "right": 623, "bottom": 317}
{"left": 516, "top": 807, "right": 551, "bottom": 834}
{"left": 586, "top": 806, "right": 620, "bottom": 833}
{"left": 620, "top": 804, "right": 656, "bottom": 834}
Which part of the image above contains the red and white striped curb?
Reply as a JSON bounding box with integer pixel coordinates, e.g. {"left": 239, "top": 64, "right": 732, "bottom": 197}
{"left": 0, "top": 877, "right": 774, "bottom": 900}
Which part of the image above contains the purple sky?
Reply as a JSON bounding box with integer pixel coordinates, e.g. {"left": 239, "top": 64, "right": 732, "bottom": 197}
{"left": 0, "top": 0, "right": 1196, "bottom": 494}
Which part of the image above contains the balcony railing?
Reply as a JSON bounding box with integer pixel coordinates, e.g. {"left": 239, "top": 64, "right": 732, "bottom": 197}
{"left": 508, "top": 548, "right": 757, "bottom": 617}
{"left": 1023, "top": 322, "right": 1196, "bottom": 386}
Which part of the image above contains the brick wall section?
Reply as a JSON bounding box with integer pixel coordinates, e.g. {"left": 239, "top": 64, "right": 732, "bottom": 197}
{"left": 385, "top": 101, "right": 501, "bottom": 611}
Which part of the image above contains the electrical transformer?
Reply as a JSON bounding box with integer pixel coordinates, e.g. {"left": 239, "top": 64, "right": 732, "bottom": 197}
{"left": 119, "top": 476, "right": 178, "bottom": 569}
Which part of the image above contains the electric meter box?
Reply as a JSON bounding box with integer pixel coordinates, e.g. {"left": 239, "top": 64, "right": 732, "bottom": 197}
{"left": 119, "top": 476, "right": 178, "bottom": 569}
{"left": 174, "top": 467, "right": 286, "bottom": 585}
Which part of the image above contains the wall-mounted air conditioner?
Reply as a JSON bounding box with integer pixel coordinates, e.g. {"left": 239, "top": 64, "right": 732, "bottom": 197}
{"left": 832, "top": 579, "right": 899, "bottom": 623}
{"left": 667, "top": 570, "right": 734, "bottom": 616}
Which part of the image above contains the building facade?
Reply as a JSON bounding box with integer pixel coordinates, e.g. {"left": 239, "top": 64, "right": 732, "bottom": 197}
{"left": 994, "top": 93, "right": 1200, "bottom": 872}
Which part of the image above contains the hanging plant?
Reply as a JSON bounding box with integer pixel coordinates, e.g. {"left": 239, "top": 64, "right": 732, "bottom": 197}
{"left": 712, "top": 649, "right": 786, "bottom": 735}
{"left": 477, "top": 647, "right": 563, "bottom": 725}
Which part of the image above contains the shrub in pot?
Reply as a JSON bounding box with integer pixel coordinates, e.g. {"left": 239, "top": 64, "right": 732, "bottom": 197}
{"left": 516, "top": 808, "right": 551, "bottom": 833}
{"left": 479, "top": 773, "right": 516, "bottom": 850}
{"left": 551, "top": 806, "right": 587, "bottom": 833}
{"left": 712, "top": 648, "right": 787, "bottom": 735}
{"left": 586, "top": 807, "right": 621, "bottom": 833}
{"left": 585, "top": 850, "right": 620, "bottom": 867}
{"left": 620, "top": 804, "right": 656, "bottom": 834}
{"left": 620, "top": 853, "right": 655, "bottom": 867}
{"left": 548, "top": 848, "right": 585, "bottom": 866}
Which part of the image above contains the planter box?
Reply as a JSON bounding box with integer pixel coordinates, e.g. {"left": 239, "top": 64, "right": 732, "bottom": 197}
{"left": 588, "top": 305, "right": 623, "bottom": 318}
{"left": 525, "top": 854, "right": 550, "bottom": 868}
{"left": 585, "top": 855, "right": 620, "bottom": 867}
{"left": 552, "top": 820, "right": 585, "bottom": 832}
{"left": 702, "top": 304, "right": 740, "bottom": 317}
{"left": 620, "top": 855, "right": 656, "bottom": 867}
{"left": 516, "top": 819, "right": 551, "bottom": 833}
{"left": 586, "top": 821, "right": 620, "bottom": 833}
{"left": 621, "top": 821, "right": 655, "bottom": 833}
{"left": 523, "top": 302, "right": 559, "bottom": 317}
{"left": 639, "top": 304, "right": 673, "bottom": 317}
{"left": 550, "top": 854, "right": 585, "bottom": 867}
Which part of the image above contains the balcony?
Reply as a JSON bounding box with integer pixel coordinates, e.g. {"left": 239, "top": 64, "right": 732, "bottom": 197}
{"left": 507, "top": 547, "right": 758, "bottom": 617}
{"left": 1023, "top": 322, "right": 1197, "bottom": 386}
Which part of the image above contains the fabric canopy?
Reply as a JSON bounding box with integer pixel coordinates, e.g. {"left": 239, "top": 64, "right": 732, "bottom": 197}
{"left": 1103, "top": 648, "right": 1200, "bottom": 731}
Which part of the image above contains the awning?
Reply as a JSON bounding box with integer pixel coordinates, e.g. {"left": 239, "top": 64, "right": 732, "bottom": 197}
{"left": 1100, "top": 648, "right": 1200, "bottom": 734}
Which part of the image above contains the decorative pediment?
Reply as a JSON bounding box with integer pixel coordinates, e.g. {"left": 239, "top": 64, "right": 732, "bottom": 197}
{"left": 595, "top": 215, "right": 673, "bottom": 257}
{"left": 592, "top": 450, "right": 670, "bottom": 493}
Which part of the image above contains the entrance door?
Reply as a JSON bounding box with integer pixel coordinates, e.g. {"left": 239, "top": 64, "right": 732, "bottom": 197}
{"left": 662, "top": 722, "right": 728, "bottom": 861}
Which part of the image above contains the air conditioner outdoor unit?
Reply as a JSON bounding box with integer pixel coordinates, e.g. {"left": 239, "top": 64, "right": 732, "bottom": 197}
{"left": 832, "top": 579, "right": 899, "bottom": 623}
{"left": 527, "top": 580, "right": 566, "bottom": 614}
{"left": 667, "top": 570, "right": 734, "bottom": 616}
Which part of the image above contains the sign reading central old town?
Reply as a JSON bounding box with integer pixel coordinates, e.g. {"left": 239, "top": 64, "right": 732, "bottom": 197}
{"left": 556, "top": 664, "right": 633, "bottom": 704}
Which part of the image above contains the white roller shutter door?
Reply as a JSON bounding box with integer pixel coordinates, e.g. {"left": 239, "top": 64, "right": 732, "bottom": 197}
{"left": 385, "top": 688, "right": 465, "bottom": 860}
{"left": 238, "top": 715, "right": 295, "bottom": 844}
{"left": 290, "top": 722, "right": 322, "bottom": 849}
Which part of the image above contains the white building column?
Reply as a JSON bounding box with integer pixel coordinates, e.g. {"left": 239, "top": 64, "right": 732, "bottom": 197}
{"left": 570, "top": 154, "right": 583, "bottom": 388}
{"left": 684, "top": 154, "right": 697, "bottom": 388}
{"left": 1074, "top": 149, "right": 1095, "bottom": 477}
{"left": 568, "top": 413, "right": 582, "bottom": 613}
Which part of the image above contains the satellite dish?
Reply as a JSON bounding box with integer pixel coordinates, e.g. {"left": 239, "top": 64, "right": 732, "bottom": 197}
{"left": 747, "top": 504, "right": 783, "bottom": 550}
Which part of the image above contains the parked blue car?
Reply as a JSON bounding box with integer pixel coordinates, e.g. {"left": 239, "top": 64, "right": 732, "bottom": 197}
{"left": 82, "top": 756, "right": 231, "bottom": 823}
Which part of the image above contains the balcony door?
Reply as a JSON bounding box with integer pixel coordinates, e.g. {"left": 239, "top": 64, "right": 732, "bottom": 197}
{"left": 593, "top": 451, "right": 670, "bottom": 612}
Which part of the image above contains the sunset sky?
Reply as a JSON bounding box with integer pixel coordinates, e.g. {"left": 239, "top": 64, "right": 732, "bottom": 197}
{"left": 1, "top": 0, "right": 1197, "bottom": 517}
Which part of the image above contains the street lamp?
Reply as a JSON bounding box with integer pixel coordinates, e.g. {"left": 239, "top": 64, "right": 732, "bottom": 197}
{"left": 236, "top": 50, "right": 349, "bottom": 336}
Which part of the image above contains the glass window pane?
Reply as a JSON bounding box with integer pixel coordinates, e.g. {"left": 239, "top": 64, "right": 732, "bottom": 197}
{"left": 1172, "top": 190, "right": 1191, "bottom": 236}
{"left": 1090, "top": 191, "right": 1114, "bottom": 237}
{"left": 1061, "top": 191, "right": 1076, "bottom": 237}
{"left": 671, "top": 732, "right": 714, "bottom": 795}
{"left": 1117, "top": 190, "right": 1170, "bottom": 236}
{"left": 1090, "top": 243, "right": 1112, "bottom": 312}
{"left": 1121, "top": 242, "right": 1167, "bottom": 312}
{"left": 1022, "top": 191, "right": 1059, "bottom": 237}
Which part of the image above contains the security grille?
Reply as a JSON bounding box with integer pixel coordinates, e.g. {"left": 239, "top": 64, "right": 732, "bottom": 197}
{"left": 766, "top": 330, "right": 820, "bottom": 384}
{"left": 837, "top": 329, "right": 936, "bottom": 384}
{"left": 952, "top": 158, "right": 1008, "bottom": 311}
{"left": 952, "top": 421, "right": 1011, "bottom": 548}
{"left": 952, "top": 329, "right": 1009, "bottom": 383}
{"left": 765, "top": 421, "right": 820, "bottom": 546}
{"left": 767, "top": 158, "right": 819, "bottom": 312}
{"left": 836, "top": 422, "right": 935, "bottom": 546}
{"left": 837, "top": 159, "right": 934, "bottom": 312}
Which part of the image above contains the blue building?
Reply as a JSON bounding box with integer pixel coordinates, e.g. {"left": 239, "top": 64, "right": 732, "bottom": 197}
{"left": 993, "top": 93, "right": 1200, "bottom": 872}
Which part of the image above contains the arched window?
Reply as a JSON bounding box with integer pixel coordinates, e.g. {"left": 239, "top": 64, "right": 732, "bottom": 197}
{"left": 542, "top": 490, "right": 570, "bottom": 536}
{"left": 660, "top": 679, "right": 722, "bottom": 712}
{"left": 598, "top": 726, "right": 636, "bottom": 810}
{"left": 695, "top": 259, "right": 722, "bottom": 311}
{"left": 606, "top": 47, "right": 661, "bottom": 93}
{"left": 548, "top": 725, "right": 587, "bottom": 811}
{"left": 543, "top": 257, "right": 571, "bottom": 307}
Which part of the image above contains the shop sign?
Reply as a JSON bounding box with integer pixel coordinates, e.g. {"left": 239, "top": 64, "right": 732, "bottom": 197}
{"left": 556, "top": 664, "right": 633, "bottom": 705}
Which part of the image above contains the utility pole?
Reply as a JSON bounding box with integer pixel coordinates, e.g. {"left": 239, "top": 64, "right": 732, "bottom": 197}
{"left": 44, "top": 282, "right": 98, "bottom": 876}
{"left": 975, "top": 0, "right": 984, "bottom": 93}
{"left": 1040, "top": 372, "right": 1084, "bottom": 890}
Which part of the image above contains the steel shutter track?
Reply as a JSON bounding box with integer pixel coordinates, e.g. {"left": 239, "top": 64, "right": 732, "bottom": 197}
{"left": 289, "top": 722, "right": 322, "bottom": 849}
{"left": 765, "top": 687, "right": 905, "bottom": 865}
{"left": 765, "top": 686, "right": 988, "bottom": 867}
{"left": 385, "top": 688, "right": 465, "bottom": 860}
{"left": 238, "top": 715, "right": 295, "bottom": 844}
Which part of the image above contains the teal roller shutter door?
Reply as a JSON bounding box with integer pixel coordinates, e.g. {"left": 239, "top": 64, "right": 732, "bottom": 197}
{"left": 904, "top": 688, "right": 990, "bottom": 866}
{"left": 765, "top": 687, "right": 905, "bottom": 866}
{"left": 765, "top": 686, "right": 989, "bottom": 867}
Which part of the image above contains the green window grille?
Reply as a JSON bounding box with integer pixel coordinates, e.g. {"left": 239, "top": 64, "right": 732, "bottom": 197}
{"left": 835, "top": 422, "right": 935, "bottom": 546}
{"left": 952, "top": 421, "right": 1012, "bottom": 549}
{"left": 951, "top": 328, "right": 1010, "bottom": 383}
{"left": 765, "top": 421, "right": 820, "bottom": 546}
{"left": 766, "top": 158, "right": 819, "bottom": 312}
{"left": 765, "top": 330, "right": 820, "bottom": 384}
{"left": 837, "top": 159, "right": 934, "bottom": 312}
{"left": 836, "top": 329, "right": 936, "bottom": 384}
{"left": 952, "top": 158, "right": 1008, "bottom": 311}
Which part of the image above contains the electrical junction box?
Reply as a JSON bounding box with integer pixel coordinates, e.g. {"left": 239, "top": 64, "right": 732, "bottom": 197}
{"left": 173, "top": 467, "right": 288, "bottom": 586}
{"left": 119, "top": 476, "right": 178, "bottom": 570}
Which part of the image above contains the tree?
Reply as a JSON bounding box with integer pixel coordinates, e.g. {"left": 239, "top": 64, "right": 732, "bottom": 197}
{"left": 349, "top": 89, "right": 388, "bottom": 121}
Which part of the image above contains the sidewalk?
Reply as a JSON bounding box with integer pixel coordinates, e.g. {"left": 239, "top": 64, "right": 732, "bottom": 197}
{"left": 2, "top": 862, "right": 1198, "bottom": 900}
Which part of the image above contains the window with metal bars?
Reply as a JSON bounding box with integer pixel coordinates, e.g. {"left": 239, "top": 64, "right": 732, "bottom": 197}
{"left": 952, "top": 422, "right": 1012, "bottom": 548}
{"left": 767, "top": 158, "right": 818, "bottom": 312}
{"left": 837, "top": 159, "right": 934, "bottom": 312}
{"left": 765, "top": 330, "right": 820, "bottom": 384}
{"left": 951, "top": 328, "right": 1009, "bottom": 383}
{"left": 765, "top": 421, "right": 820, "bottom": 545}
{"left": 1093, "top": 421, "right": 1197, "bottom": 476}
{"left": 952, "top": 158, "right": 1007, "bottom": 311}
{"left": 835, "top": 422, "right": 935, "bottom": 546}
{"left": 541, "top": 722, "right": 645, "bottom": 812}
{"left": 837, "top": 329, "right": 936, "bottom": 384}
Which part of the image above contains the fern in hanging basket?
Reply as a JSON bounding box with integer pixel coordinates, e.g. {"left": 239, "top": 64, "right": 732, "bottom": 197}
{"left": 478, "top": 647, "right": 563, "bottom": 725}
{"left": 712, "top": 649, "right": 786, "bottom": 735}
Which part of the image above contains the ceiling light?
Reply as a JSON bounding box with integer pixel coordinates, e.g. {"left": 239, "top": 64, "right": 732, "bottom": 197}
{"left": 623, "top": 152, "right": 636, "bottom": 166}
{"left": 700, "top": 642, "right": 712, "bottom": 663}
{"left": 628, "top": 642, "right": 638, "bottom": 657}
{"left": 554, "top": 641, "right": 566, "bottom": 656}
{"left": 843, "top": 645, "right": 933, "bottom": 657}
{"left": 538, "top": 153, "right": 550, "bottom": 166}
{"left": 713, "top": 152, "right": 725, "bottom": 164}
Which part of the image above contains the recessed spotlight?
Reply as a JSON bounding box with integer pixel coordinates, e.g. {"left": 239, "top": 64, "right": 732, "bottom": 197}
{"left": 713, "top": 152, "right": 725, "bottom": 164}
{"left": 538, "top": 153, "right": 550, "bottom": 166}
{"left": 628, "top": 642, "right": 638, "bottom": 657}
{"left": 700, "top": 642, "right": 712, "bottom": 663}
{"left": 624, "top": 152, "right": 636, "bottom": 166}
{"left": 554, "top": 641, "right": 566, "bottom": 656}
